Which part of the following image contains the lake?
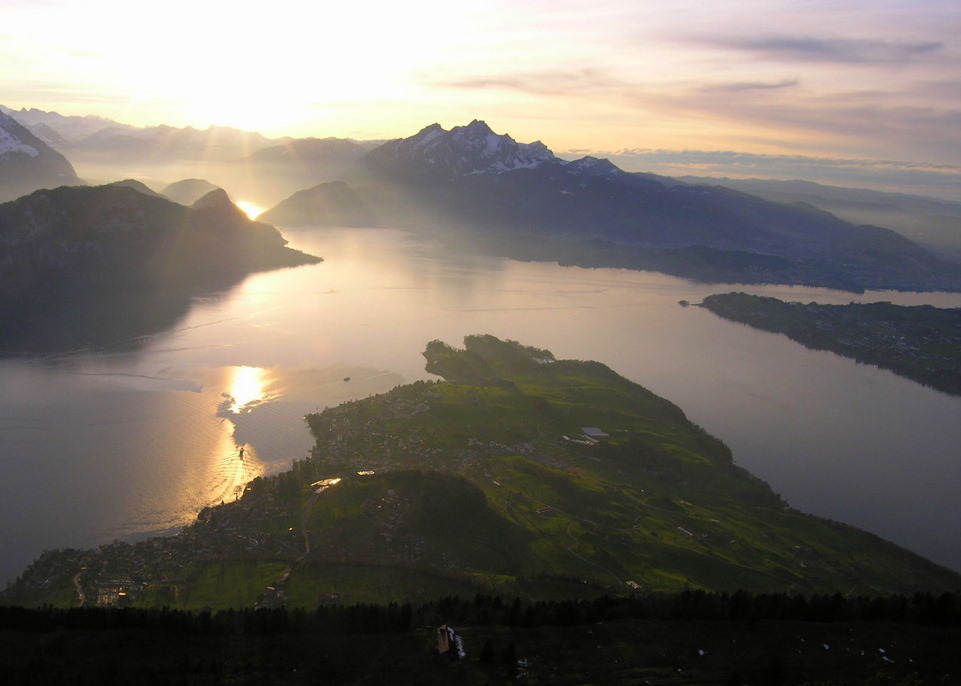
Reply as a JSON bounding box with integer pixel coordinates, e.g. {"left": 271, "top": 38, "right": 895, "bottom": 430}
{"left": 1, "top": 226, "right": 959, "bottom": 585}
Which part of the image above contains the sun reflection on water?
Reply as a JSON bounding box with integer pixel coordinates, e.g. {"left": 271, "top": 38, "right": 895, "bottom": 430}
{"left": 228, "top": 366, "right": 265, "bottom": 413}
{"left": 207, "top": 438, "right": 263, "bottom": 506}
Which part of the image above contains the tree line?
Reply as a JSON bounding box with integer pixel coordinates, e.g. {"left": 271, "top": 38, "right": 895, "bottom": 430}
{"left": 3, "top": 589, "right": 958, "bottom": 636}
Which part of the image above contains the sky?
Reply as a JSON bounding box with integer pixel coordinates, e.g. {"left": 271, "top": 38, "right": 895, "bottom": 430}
{"left": 1, "top": 0, "right": 959, "bottom": 197}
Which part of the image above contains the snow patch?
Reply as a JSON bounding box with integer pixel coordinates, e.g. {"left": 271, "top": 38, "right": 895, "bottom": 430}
{"left": 0, "top": 127, "right": 39, "bottom": 157}
{"left": 409, "top": 124, "right": 446, "bottom": 151}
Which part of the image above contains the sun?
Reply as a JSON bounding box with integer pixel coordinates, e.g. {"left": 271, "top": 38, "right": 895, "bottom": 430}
{"left": 234, "top": 201, "right": 266, "bottom": 220}
{"left": 106, "top": 0, "right": 485, "bottom": 137}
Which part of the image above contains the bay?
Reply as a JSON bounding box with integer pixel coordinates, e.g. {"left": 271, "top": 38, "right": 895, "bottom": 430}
{"left": 1, "top": 226, "right": 958, "bottom": 585}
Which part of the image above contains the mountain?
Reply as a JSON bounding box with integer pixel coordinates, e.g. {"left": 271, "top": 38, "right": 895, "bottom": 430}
{"left": 0, "top": 183, "right": 320, "bottom": 352}
{"left": 161, "top": 177, "right": 223, "bottom": 205}
{"left": 679, "top": 176, "right": 961, "bottom": 260}
{"left": 3, "top": 336, "right": 957, "bottom": 608}
{"left": 257, "top": 180, "right": 379, "bottom": 227}
{"left": 362, "top": 120, "right": 556, "bottom": 177}
{"left": 0, "top": 110, "right": 79, "bottom": 201}
{"left": 327, "top": 121, "right": 961, "bottom": 292}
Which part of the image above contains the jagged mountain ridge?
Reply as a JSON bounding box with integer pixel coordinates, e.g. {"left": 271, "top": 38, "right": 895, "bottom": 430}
{"left": 0, "top": 106, "right": 119, "bottom": 144}
{"left": 366, "top": 120, "right": 558, "bottom": 177}
{"left": 0, "top": 110, "right": 79, "bottom": 201}
{"left": 0, "top": 106, "right": 282, "bottom": 163}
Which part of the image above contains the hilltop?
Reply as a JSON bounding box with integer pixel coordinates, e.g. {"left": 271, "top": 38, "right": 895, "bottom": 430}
{"left": 4, "top": 336, "right": 957, "bottom": 610}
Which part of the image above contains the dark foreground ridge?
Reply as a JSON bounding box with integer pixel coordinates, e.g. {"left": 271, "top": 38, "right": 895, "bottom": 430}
{"left": 700, "top": 293, "right": 961, "bottom": 396}
{"left": 1, "top": 593, "right": 959, "bottom": 685}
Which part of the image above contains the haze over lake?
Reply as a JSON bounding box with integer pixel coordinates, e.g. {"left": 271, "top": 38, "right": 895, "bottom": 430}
{"left": 1, "top": 226, "right": 958, "bottom": 585}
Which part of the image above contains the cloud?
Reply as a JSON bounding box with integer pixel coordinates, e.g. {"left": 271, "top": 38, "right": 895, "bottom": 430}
{"left": 432, "top": 60, "right": 959, "bottom": 167}
{"left": 705, "top": 35, "right": 944, "bottom": 63}
{"left": 690, "top": 95, "right": 961, "bottom": 163}
{"left": 699, "top": 79, "right": 800, "bottom": 93}
{"left": 434, "top": 68, "right": 625, "bottom": 98}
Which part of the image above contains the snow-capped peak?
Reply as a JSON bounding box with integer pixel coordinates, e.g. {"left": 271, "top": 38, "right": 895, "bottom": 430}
{"left": 378, "top": 120, "right": 560, "bottom": 176}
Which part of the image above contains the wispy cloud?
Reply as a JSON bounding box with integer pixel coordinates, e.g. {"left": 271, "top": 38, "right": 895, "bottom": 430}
{"left": 436, "top": 62, "right": 960, "bottom": 166}
{"left": 434, "top": 68, "right": 626, "bottom": 98}
{"left": 704, "top": 35, "right": 944, "bottom": 63}
{"left": 699, "top": 79, "right": 800, "bottom": 93}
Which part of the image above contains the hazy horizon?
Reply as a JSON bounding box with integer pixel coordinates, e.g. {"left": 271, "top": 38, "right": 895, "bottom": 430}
{"left": 1, "top": 0, "right": 958, "bottom": 200}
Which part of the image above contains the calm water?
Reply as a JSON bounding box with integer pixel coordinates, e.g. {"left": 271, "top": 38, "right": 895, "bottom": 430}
{"left": 1, "top": 227, "right": 959, "bottom": 585}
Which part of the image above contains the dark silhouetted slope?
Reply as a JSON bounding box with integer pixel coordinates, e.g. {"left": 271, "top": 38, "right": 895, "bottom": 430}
{"left": 0, "top": 184, "right": 320, "bottom": 351}
{"left": 258, "top": 180, "right": 379, "bottom": 227}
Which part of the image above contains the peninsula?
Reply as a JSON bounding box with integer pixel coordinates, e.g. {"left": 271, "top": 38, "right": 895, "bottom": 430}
{"left": 4, "top": 337, "right": 957, "bottom": 611}
{"left": 699, "top": 293, "right": 961, "bottom": 396}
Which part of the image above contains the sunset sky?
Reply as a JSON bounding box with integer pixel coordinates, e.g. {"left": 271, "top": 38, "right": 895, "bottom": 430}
{"left": 1, "top": 0, "right": 958, "bottom": 196}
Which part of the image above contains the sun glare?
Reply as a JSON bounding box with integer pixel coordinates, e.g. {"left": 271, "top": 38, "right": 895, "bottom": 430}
{"left": 235, "top": 201, "right": 265, "bottom": 220}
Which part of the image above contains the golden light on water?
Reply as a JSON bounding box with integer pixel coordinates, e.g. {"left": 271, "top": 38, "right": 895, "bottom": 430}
{"left": 235, "top": 201, "right": 265, "bottom": 220}
{"left": 311, "top": 477, "right": 342, "bottom": 493}
{"left": 228, "top": 366, "right": 265, "bottom": 413}
{"left": 208, "top": 432, "right": 263, "bottom": 506}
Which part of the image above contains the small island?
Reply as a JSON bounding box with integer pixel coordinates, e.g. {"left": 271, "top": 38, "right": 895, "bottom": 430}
{"left": 699, "top": 293, "right": 961, "bottom": 396}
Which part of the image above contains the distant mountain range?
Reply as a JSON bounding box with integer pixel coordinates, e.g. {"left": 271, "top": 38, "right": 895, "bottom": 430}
{"left": 0, "top": 184, "right": 320, "bottom": 352}
{"left": 3, "top": 107, "right": 959, "bottom": 292}
{"left": 267, "top": 120, "right": 961, "bottom": 292}
{"left": 0, "top": 110, "right": 79, "bottom": 201}
{"left": 1, "top": 106, "right": 280, "bottom": 163}
{"left": 679, "top": 176, "right": 961, "bottom": 261}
